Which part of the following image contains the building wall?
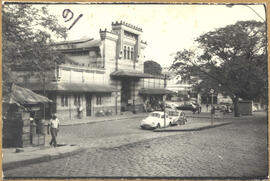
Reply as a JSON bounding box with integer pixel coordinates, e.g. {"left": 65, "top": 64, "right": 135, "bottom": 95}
{"left": 66, "top": 53, "right": 90, "bottom": 65}
{"left": 55, "top": 92, "right": 119, "bottom": 122}
{"left": 56, "top": 93, "right": 85, "bottom": 120}
{"left": 58, "top": 65, "right": 106, "bottom": 84}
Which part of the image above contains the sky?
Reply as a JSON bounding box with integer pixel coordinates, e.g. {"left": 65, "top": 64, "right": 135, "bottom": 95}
{"left": 46, "top": 3, "right": 265, "bottom": 67}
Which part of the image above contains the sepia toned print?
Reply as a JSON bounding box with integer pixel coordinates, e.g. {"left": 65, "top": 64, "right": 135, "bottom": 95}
{"left": 2, "top": 3, "right": 268, "bottom": 179}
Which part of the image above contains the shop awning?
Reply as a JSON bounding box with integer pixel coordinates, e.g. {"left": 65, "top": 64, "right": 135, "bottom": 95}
{"left": 111, "top": 70, "right": 162, "bottom": 79}
{"left": 20, "top": 82, "right": 119, "bottom": 93}
{"left": 3, "top": 84, "right": 52, "bottom": 106}
{"left": 139, "top": 88, "right": 175, "bottom": 95}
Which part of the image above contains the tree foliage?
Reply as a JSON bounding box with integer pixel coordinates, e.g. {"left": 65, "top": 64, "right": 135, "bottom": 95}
{"left": 144, "top": 60, "right": 162, "bottom": 75}
{"left": 171, "top": 21, "right": 267, "bottom": 116}
{"left": 2, "top": 3, "right": 68, "bottom": 94}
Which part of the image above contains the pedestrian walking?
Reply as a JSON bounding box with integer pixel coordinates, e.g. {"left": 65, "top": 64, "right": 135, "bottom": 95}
{"left": 206, "top": 104, "right": 209, "bottom": 112}
{"left": 47, "top": 114, "right": 60, "bottom": 147}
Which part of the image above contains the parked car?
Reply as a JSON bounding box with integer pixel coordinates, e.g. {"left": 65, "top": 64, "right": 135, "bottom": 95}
{"left": 176, "top": 102, "right": 196, "bottom": 112}
{"left": 215, "top": 103, "right": 232, "bottom": 113}
{"left": 166, "top": 109, "right": 187, "bottom": 125}
{"left": 140, "top": 111, "right": 171, "bottom": 129}
{"left": 165, "top": 102, "right": 179, "bottom": 110}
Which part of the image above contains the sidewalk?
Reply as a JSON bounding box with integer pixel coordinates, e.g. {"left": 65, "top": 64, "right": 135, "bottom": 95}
{"left": 3, "top": 113, "right": 149, "bottom": 171}
{"left": 3, "top": 144, "right": 85, "bottom": 171}
{"left": 61, "top": 112, "right": 149, "bottom": 126}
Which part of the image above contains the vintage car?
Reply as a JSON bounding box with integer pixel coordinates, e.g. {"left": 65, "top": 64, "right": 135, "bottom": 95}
{"left": 166, "top": 109, "right": 187, "bottom": 125}
{"left": 165, "top": 102, "right": 179, "bottom": 110}
{"left": 176, "top": 102, "right": 197, "bottom": 112}
{"left": 140, "top": 111, "right": 171, "bottom": 129}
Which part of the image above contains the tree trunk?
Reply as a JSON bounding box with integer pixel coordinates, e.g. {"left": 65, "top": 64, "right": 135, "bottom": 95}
{"left": 233, "top": 95, "right": 240, "bottom": 117}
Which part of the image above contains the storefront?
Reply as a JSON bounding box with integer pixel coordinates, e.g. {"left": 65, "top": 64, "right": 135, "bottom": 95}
{"left": 111, "top": 70, "right": 153, "bottom": 113}
{"left": 20, "top": 82, "right": 119, "bottom": 120}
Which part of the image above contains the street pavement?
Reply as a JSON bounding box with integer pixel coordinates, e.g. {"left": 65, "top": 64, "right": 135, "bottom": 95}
{"left": 3, "top": 111, "right": 268, "bottom": 179}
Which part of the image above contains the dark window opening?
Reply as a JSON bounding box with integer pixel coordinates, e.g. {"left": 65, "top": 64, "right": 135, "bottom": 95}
{"left": 96, "top": 96, "right": 102, "bottom": 105}
{"left": 124, "top": 46, "right": 127, "bottom": 59}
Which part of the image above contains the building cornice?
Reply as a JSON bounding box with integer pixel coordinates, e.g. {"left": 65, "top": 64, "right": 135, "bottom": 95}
{"left": 100, "top": 29, "right": 119, "bottom": 41}
{"left": 59, "top": 64, "right": 105, "bottom": 74}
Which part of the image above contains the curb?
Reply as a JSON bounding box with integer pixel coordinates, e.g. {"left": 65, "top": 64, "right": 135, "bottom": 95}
{"left": 3, "top": 146, "right": 86, "bottom": 171}
{"left": 62, "top": 115, "right": 147, "bottom": 126}
{"left": 186, "top": 116, "right": 233, "bottom": 119}
{"left": 153, "top": 122, "right": 232, "bottom": 132}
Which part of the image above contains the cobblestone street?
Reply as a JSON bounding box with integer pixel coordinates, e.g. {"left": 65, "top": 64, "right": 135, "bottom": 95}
{"left": 4, "top": 112, "right": 268, "bottom": 179}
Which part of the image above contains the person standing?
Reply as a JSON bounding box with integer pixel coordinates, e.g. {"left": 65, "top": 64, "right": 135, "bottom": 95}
{"left": 197, "top": 102, "right": 201, "bottom": 114}
{"left": 206, "top": 104, "right": 209, "bottom": 112}
{"left": 47, "top": 114, "right": 60, "bottom": 147}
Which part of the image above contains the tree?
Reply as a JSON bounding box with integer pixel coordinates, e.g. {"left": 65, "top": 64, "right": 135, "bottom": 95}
{"left": 144, "top": 60, "right": 162, "bottom": 75}
{"left": 2, "top": 3, "right": 68, "bottom": 95}
{"left": 171, "top": 21, "right": 267, "bottom": 117}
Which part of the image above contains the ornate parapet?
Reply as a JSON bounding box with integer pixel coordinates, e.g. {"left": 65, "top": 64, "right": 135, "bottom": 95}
{"left": 112, "top": 20, "right": 143, "bottom": 32}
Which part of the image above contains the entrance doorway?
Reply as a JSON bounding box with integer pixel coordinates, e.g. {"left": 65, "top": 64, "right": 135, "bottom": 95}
{"left": 121, "top": 79, "right": 132, "bottom": 112}
{"left": 85, "top": 94, "right": 92, "bottom": 116}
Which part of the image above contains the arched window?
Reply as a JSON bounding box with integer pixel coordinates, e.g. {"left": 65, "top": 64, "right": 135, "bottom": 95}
{"left": 124, "top": 46, "right": 127, "bottom": 59}
{"left": 127, "top": 47, "right": 130, "bottom": 59}
{"left": 131, "top": 48, "right": 134, "bottom": 60}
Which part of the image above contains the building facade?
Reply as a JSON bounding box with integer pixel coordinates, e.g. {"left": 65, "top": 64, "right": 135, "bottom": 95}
{"left": 13, "top": 21, "right": 168, "bottom": 121}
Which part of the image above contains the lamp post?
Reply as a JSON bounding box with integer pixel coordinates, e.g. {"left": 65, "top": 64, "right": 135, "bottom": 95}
{"left": 163, "top": 94, "right": 166, "bottom": 129}
{"left": 163, "top": 74, "right": 167, "bottom": 128}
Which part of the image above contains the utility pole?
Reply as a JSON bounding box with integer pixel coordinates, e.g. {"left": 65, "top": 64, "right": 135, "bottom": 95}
{"left": 210, "top": 88, "right": 214, "bottom": 125}
{"left": 163, "top": 74, "right": 167, "bottom": 128}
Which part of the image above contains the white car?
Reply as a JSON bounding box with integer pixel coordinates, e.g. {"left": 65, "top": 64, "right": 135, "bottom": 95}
{"left": 165, "top": 102, "right": 179, "bottom": 110}
{"left": 166, "top": 109, "right": 187, "bottom": 125}
{"left": 140, "top": 111, "right": 172, "bottom": 129}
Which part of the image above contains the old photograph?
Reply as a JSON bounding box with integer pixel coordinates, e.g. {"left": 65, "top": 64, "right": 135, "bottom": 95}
{"left": 2, "top": 2, "right": 268, "bottom": 179}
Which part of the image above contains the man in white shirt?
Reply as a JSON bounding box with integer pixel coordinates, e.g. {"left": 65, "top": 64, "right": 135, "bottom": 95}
{"left": 47, "top": 114, "right": 60, "bottom": 147}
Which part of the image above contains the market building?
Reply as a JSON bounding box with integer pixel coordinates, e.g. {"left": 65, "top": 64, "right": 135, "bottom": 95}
{"left": 13, "top": 21, "right": 169, "bottom": 121}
